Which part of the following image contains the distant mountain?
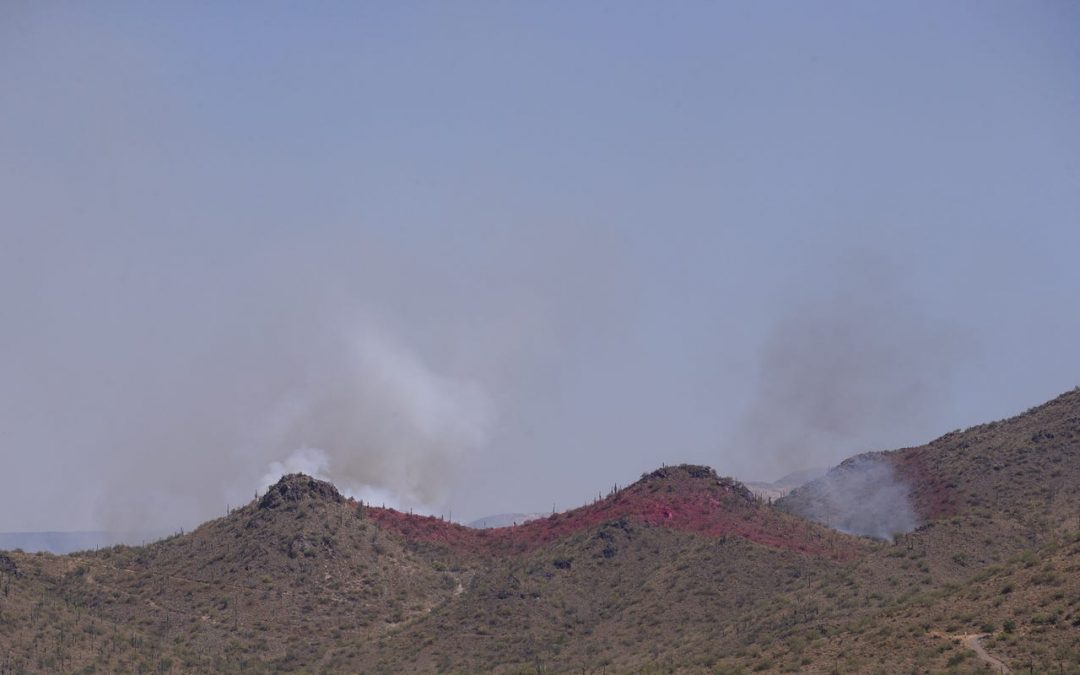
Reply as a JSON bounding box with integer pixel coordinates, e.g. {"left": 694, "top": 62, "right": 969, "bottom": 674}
{"left": 1, "top": 387, "right": 1077, "bottom": 672}
{"left": 466, "top": 512, "right": 547, "bottom": 528}
{"left": 744, "top": 465, "right": 827, "bottom": 502}
{"left": 0, "top": 530, "right": 169, "bottom": 554}
{"left": 773, "top": 465, "right": 831, "bottom": 486}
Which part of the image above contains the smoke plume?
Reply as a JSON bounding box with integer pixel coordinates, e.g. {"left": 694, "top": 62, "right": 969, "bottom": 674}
{"left": 732, "top": 256, "right": 962, "bottom": 481}
{"left": 84, "top": 321, "right": 494, "bottom": 533}
{"left": 5, "top": 3, "right": 1078, "bottom": 537}
{"left": 731, "top": 256, "right": 966, "bottom": 537}
{"left": 783, "top": 454, "right": 918, "bottom": 540}
{"left": 255, "top": 327, "right": 494, "bottom": 509}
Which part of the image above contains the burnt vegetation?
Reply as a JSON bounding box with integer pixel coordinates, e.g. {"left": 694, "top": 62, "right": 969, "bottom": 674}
{"left": 2, "top": 388, "right": 1080, "bottom": 672}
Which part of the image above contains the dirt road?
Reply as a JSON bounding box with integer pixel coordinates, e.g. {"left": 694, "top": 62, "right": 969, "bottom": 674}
{"left": 960, "top": 633, "right": 1011, "bottom": 674}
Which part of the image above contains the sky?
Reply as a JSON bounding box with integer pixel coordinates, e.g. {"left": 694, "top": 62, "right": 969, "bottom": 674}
{"left": 2, "top": 1, "right": 1079, "bottom": 532}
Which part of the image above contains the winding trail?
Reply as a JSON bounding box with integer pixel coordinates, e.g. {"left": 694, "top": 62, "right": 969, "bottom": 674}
{"left": 960, "top": 633, "right": 1011, "bottom": 674}
{"left": 930, "top": 631, "right": 1011, "bottom": 673}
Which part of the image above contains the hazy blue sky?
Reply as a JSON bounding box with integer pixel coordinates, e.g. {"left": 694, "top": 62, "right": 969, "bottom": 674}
{"left": 2, "top": 2, "right": 1078, "bottom": 532}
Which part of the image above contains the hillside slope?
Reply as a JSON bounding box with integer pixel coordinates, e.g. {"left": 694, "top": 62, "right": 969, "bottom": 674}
{"left": 1, "top": 388, "right": 1079, "bottom": 672}
{"left": 367, "top": 465, "right": 863, "bottom": 560}
{"left": 0, "top": 468, "right": 870, "bottom": 672}
{"left": 781, "top": 388, "right": 1080, "bottom": 566}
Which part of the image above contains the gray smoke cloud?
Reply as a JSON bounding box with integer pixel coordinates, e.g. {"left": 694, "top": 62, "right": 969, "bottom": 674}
{"left": 83, "top": 319, "right": 498, "bottom": 532}
{"left": 253, "top": 325, "right": 494, "bottom": 509}
{"left": 4, "top": 3, "right": 1080, "bottom": 537}
{"left": 783, "top": 454, "right": 918, "bottom": 540}
{"left": 729, "top": 256, "right": 965, "bottom": 538}
{"left": 732, "top": 255, "right": 964, "bottom": 482}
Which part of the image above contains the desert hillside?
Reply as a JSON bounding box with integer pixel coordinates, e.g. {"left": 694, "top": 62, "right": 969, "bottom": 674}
{"left": 1, "top": 389, "right": 1078, "bottom": 673}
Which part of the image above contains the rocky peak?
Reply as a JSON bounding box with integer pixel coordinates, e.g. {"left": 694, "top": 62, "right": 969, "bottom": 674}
{"left": 258, "top": 473, "right": 343, "bottom": 510}
{"left": 638, "top": 464, "right": 755, "bottom": 502}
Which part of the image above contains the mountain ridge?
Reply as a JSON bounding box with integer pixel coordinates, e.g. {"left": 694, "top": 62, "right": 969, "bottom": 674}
{"left": 1, "top": 386, "right": 1078, "bottom": 672}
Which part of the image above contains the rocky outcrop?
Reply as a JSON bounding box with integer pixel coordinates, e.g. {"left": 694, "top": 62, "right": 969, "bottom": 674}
{"left": 258, "top": 473, "right": 344, "bottom": 510}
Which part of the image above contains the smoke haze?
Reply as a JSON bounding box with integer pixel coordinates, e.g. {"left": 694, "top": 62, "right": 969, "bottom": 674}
{"left": 783, "top": 455, "right": 919, "bottom": 541}
{"left": 2, "top": 3, "right": 1080, "bottom": 533}
{"left": 732, "top": 257, "right": 964, "bottom": 480}
{"left": 253, "top": 327, "right": 494, "bottom": 510}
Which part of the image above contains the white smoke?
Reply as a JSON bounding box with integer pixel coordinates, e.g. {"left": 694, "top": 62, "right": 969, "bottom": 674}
{"left": 255, "top": 326, "right": 494, "bottom": 512}
{"left": 785, "top": 454, "right": 918, "bottom": 540}
{"left": 259, "top": 446, "right": 412, "bottom": 512}
{"left": 260, "top": 446, "right": 331, "bottom": 487}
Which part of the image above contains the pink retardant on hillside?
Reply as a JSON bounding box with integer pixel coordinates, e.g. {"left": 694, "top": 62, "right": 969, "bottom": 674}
{"left": 889, "top": 450, "right": 958, "bottom": 522}
{"left": 361, "top": 466, "right": 858, "bottom": 560}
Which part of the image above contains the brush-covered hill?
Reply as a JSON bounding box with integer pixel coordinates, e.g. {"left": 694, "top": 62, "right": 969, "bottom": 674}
{"left": 1, "top": 388, "right": 1079, "bottom": 673}
{"left": 761, "top": 530, "right": 1080, "bottom": 672}
{"left": 0, "top": 474, "right": 467, "bottom": 672}
{"left": 781, "top": 387, "right": 1080, "bottom": 577}
{"left": 0, "top": 467, "right": 871, "bottom": 672}
{"left": 366, "top": 464, "right": 864, "bottom": 559}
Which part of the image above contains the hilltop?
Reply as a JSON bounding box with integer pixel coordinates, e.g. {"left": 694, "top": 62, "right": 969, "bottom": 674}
{"left": 365, "top": 464, "right": 861, "bottom": 560}
{"left": 781, "top": 387, "right": 1080, "bottom": 578}
{"left": 0, "top": 387, "right": 1078, "bottom": 672}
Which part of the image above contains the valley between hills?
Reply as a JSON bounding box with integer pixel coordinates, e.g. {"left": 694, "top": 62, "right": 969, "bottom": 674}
{"left": 2, "top": 388, "right": 1080, "bottom": 673}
